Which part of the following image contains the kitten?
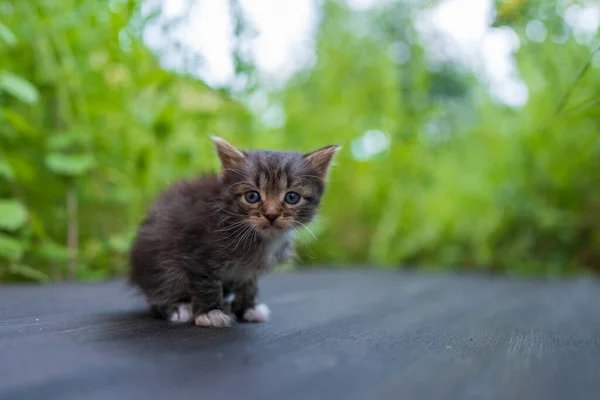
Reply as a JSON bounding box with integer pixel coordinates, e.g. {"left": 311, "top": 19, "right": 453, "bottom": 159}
{"left": 129, "top": 137, "right": 339, "bottom": 327}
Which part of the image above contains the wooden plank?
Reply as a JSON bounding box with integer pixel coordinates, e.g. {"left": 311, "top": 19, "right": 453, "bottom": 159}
{"left": 1, "top": 270, "right": 599, "bottom": 400}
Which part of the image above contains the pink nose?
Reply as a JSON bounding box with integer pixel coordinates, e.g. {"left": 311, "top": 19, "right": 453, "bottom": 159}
{"left": 264, "top": 213, "right": 279, "bottom": 224}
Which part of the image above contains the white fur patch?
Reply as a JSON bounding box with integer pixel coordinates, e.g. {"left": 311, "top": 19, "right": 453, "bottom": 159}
{"left": 243, "top": 303, "right": 270, "bottom": 323}
{"left": 224, "top": 293, "right": 236, "bottom": 303}
{"left": 169, "top": 303, "right": 192, "bottom": 323}
{"left": 265, "top": 232, "right": 294, "bottom": 265}
{"left": 195, "top": 310, "right": 233, "bottom": 327}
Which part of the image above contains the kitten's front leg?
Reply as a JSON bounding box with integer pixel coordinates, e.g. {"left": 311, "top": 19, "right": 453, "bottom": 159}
{"left": 190, "top": 276, "right": 233, "bottom": 328}
{"left": 231, "top": 278, "right": 270, "bottom": 323}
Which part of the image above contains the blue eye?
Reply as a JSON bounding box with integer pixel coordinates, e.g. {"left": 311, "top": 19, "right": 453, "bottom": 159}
{"left": 245, "top": 191, "right": 261, "bottom": 203}
{"left": 284, "top": 192, "right": 301, "bottom": 205}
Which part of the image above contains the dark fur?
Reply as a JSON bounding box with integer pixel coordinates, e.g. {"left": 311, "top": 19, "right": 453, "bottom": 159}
{"left": 129, "top": 140, "right": 337, "bottom": 324}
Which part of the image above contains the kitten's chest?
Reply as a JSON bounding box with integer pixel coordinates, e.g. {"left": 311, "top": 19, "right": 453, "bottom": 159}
{"left": 222, "top": 233, "right": 292, "bottom": 281}
{"left": 264, "top": 234, "right": 291, "bottom": 264}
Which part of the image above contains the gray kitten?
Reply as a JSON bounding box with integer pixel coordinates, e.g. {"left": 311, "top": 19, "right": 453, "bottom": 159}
{"left": 129, "top": 137, "right": 339, "bottom": 327}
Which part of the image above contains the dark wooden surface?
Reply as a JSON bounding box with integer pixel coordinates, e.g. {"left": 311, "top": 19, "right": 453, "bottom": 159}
{"left": 1, "top": 270, "right": 600, "bottom": 400}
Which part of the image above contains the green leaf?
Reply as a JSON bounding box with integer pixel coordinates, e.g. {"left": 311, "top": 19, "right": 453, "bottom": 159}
{"left": 0, "top": 233, "right": 24, "bottom": 262}
{"left": 5, "top": 154, "right": 37, "bottom": 185}
{"left": 0, "top": 70, "right": 39, "bottom": 104}
{"left": 27, "top": 211, "right": 48, "bottom": 239}
{"left": 0, "top": 159, "right": 14, "bottom": 180}
{"left": 47, "top": 131, "right": 93, "bottom": 151}
{"left": 107, "top": 231, "right": 134, "bottom": 253}
{"left": 47, "top": 133, "right": 76, "bottom": 151}
{"left": 1, "top": 108, "right": 37, "bottom": 138}
{"left": 0, "top": 200, "right": 28, "bottom": 231}
{"left": 0, "top": 22, "right": 17, "bottom": 46}
{"left": 35, "top": 240, "right": 69, "bottom": 263}
{"left": 9, "top": 264, "right": 50, "bottom": 282}
{"left": 45, "top": 153, "right": 96, "bottom": 176}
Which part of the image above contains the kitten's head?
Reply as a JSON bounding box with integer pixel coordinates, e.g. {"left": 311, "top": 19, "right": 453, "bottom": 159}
{"left": 213, "top": 137, "right": 339, "bottom": 237}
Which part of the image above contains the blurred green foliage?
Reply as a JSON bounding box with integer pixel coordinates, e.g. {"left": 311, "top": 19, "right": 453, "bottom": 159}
{"left": 1, "top": 0, "right": 599, "bottom": 282}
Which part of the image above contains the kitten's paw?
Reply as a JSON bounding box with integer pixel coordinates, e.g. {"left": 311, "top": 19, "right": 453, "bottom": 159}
{"left": 169, "top": 303, "right": 192, "bottom": 324}
{"left": 242, "top": 303, "right": 270, "bottom": 323}
{"left": 194, "top": 310, "right": 233, "bottom": 327}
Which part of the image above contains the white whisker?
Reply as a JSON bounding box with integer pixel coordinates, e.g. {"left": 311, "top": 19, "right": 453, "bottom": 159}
{"left": 218, "top": 226, "right": 248, "bottom": 252}
{"left": 293, "top": 229, "right": 316, "bottom": 260}
{"left": 217, "top": 206, "right": 247, "bottom": 218}
{"left": 236, "top": 225, "right": 256, "bottom": 252}
{"left": 214, "top": 220, "right": 248, "bottom": 233}
{"left": 294, "top": 221, "right": 318, "bottom": 241}
{"left": 241, "top": 227, "right": 257, "bottom": 254}
{"left": 213, "top": 221, "right": 251, "bottom": 244}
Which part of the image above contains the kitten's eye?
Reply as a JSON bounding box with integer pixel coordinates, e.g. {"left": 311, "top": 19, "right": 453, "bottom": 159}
{"left": 284, "top": 192, "right": 301, "bottom": 205}
{"left": 244, "top": 191, "right": 261, "bottom": 204}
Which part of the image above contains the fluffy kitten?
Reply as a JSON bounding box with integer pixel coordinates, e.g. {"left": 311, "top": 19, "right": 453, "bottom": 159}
{"left": 129, "top": 137, "right": 338, "bottom": 327}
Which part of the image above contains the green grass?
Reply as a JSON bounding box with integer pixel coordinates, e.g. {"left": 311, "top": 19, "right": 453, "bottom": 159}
{"left": 1, "top": 0, "right": 599, "bottom": 281}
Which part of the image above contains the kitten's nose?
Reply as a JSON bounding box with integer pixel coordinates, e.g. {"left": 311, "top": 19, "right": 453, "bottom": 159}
{"left": 264, "top": 213, "right": 279, "bottom": 224}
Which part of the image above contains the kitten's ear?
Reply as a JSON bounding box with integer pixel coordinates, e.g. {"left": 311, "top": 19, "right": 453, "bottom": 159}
{"left": 303, "top": 145, "right": 340, "bottom": 180}
{"left": 212, "top": 136, "right": 245, "bottom": 171}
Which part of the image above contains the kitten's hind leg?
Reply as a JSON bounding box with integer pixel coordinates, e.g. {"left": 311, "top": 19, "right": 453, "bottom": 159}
{"left": 151, "top": 303, "right": 193, "bottom": 324}
{"left": 231, "top": 278, "right": 270, "bottom": 323}
{"left": 169, "top": 303, "right": 192, "bottom": 323}
{"left": 242, "top": 303, "right": 271, "bottom": 323}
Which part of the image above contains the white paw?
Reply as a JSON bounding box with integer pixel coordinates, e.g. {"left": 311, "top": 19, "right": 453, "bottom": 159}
{"left": 169, "top": 303, "right": 192, "bottom": 323}
{"left": 243, "top": 303, "right": 270, "bottom": 323}
{"left": 194, "top": 310, "right": 233, "bottom": 327}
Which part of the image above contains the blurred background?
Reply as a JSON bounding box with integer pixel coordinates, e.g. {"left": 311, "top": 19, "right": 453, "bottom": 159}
{"left": 0, "top": 0, "right": 599, "bottom": 282}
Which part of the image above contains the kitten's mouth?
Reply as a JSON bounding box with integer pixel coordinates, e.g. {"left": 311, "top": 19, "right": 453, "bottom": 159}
{"left": 258, "top": 224, "right": 286, "bottom": 236}
{"left": 251, "top": 219, "right": 289, "bottom": 236}
{"left": 262, "top": 225, "right": 282, "bottom": 233}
